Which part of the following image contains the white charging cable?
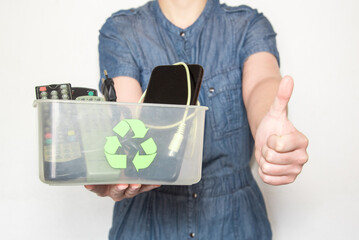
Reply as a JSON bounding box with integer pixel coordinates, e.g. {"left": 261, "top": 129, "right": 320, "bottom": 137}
{"left": 138, "top": 62, "right": 193, "bottom": 156}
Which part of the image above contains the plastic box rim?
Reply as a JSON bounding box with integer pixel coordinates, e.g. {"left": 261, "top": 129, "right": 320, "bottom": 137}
{"left": 33, "top": 99, "right": 209, "bottom": 110}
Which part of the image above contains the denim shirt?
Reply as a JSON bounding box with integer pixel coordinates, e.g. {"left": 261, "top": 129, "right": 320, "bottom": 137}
{"left": 99, "top": 0, "right": 279, "bottom": 239}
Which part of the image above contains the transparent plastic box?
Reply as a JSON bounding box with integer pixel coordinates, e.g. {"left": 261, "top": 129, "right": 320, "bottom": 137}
{"left": 33, "top": 100, "right": 207, "bottom": 185}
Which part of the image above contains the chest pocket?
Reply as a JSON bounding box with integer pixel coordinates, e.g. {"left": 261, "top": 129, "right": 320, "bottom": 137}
{"left": 204, "top": 68, "right": 245, "bottom": 139}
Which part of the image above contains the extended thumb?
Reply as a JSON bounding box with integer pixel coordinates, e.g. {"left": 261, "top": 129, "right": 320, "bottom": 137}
{"left": 270, "top": 76, "right": 294, "bottom": 117}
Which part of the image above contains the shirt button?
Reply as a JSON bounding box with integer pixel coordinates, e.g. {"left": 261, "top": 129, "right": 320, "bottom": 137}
{"left": 209, "top": 87, "right": 215, "bottom": 93}
{"left": 192, "top": 193, "right": 198, "bottom": 199}
{"left": 190, "top": 232, "right": 195, "bottom": 238}
{"left": 180, "top": 31, "right": 185, "bottom": 37}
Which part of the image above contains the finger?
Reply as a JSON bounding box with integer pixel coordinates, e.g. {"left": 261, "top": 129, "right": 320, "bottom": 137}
{"left": 262, "top": 145, "right": 309, "bottom": 165}
{"left": 255, "top": 149, "right": 261, "bottom": 164}
{"left": 124, "top": 184, "right": 142, "bottom": 198}
{"left": 267, "top": 132, "right": 309, "bottom": 153}
{"left": 86, "top": 185, "right": 111, "bottom": 197}
{"left": 139, "top": 185, "right": 161, "bottom": 193}
{"left": 108, "top": 184, "right": 129, "bottom": 201}
{"left": 269, "top": 76, "right": 294, "bottom": 118}
{"left": 258, "top": 167, "right": 297, "bottom": 185}
{"left": 259, "top": 156, "right": 303, "bottom": 176}
{"left": 84, "top": 185, "right": 94, "bottom": 191}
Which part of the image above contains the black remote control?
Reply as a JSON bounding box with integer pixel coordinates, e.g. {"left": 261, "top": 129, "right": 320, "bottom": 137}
{"left": 41, "top": 102, "right": 87, "bottom": 182}
{"left": 71, "top": 87, "right": 98, "bottom": 99}
{"left": 35, "top": 83, "right": 72, "bottom": 100}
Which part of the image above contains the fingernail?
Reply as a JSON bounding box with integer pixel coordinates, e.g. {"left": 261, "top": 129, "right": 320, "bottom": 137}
{"left": 117, "top": 184, "right": 128, "bottom": 191}
{"left": 131, "top": 184, "right": 141, "bottom": 190}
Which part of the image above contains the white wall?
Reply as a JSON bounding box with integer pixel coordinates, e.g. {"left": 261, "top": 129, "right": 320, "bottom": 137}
{"left": 0, "top": 0, "right": 358, "bottom": 239}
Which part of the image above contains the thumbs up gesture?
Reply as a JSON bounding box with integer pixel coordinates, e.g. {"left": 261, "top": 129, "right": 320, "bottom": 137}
{"left": 254, "top": 76, "right": 309, "bottom": 185}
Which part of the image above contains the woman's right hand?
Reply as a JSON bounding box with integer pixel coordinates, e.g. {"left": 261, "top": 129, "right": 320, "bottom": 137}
{"left": 85, "top": 184, "right": 161, "bottom": 201}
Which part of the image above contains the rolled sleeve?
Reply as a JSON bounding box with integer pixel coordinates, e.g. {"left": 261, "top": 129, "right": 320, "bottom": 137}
{"left": 98, "top": 15, "right": 140, "bottom": 88}
{"left": 240, "top": 11, "right": 280, "bottom": 68}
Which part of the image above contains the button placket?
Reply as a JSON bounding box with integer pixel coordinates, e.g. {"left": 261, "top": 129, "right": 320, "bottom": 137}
{"left": 187, "top": 187, "right": 199, "bottom": 239}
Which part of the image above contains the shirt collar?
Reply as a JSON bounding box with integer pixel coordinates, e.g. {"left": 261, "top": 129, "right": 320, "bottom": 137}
{"left": 152, "top": 0, "right": 219, "bottom": 37}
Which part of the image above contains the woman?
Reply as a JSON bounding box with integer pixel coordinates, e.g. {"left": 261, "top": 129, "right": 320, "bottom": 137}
{"left": 86, "top": 0, "right": 308, "bottom": 239}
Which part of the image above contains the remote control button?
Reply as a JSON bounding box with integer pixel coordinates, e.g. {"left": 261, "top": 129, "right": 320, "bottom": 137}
{"left": 41, "top": 96, "right": 48, "bottom": 99}
{"left": 39, "top": 86, "right": 47, "bottom": 91}
{"left": 51, "top": 90, "right": 58, "bottom": 96}
{"left": 45, "top": 133, "right": 52, "bottom": 139}
{"left": 40, "top": 91, "right": 47, "bottom": 97}
{"left": 61, "top": 89, "right": 68, "bottom": 94}
{"left": 88, "top": 91, "right": 94, "bottom": 96}
{"left": 62, "top": 94, "right": 69, "bottom": 99}
{"left": 51, "top": 95, "right": 59, "bottom": 99}
{"left": 60, "top": 84, "right": 68, "bottom": 89}
{"left": 45, "top": 139, "right": 52, "bottom": 145}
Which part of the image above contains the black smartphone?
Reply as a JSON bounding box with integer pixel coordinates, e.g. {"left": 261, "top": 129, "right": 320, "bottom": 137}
{"left": 123, "top": 64, "right": 204, "bottom": 182}
{"left": 143, "top": 64, "right": 203, "bottom": 105}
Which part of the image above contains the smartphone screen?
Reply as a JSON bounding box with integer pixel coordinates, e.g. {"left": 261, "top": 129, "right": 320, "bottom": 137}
{"left": 143, "top": 64, "right": 203, "bottom": 105}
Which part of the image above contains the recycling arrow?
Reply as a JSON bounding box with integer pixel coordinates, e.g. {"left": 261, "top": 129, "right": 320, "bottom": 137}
{"left": 105, "top": 152, "right": 127, "bottom": 168}
{"left": 113, "top": 119, "right": 149, "bottom": 138}
{"left": 104, "top": 136, "right": 121, "bottom": 154}
{"left": 104, "top": 136, "right": 126, "bottom": 168}
{"left": 133, "top": 137, "right": 157, "bottom": 172}
{"left": 104, "top": 119, "right": 157, "bottom": 171}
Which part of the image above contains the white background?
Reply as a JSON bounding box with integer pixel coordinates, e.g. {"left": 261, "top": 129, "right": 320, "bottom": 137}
{"left": 0, "top": 0, "right": 358, "bottom": 239}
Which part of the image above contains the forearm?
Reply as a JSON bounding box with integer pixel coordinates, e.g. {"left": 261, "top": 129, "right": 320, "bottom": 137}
{"left": 242, "top": 52, "right": 281, "bottom": 137}
{"left": 113, "top": 76, "right": 143, "bottom": 103}
{"left": 245, "top": 77, "right": 280, "bottom": 136}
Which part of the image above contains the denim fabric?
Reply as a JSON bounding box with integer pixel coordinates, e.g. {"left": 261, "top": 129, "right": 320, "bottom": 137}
{"left": 99, "top": 0, "right": 279, "bottom": 239}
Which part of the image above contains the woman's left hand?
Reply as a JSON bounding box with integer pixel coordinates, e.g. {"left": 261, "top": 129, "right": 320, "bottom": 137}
{"left": 254, "top": 76, "right": 309, "bottom": 185}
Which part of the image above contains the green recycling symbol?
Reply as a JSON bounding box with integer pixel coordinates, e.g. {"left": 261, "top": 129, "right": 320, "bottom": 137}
{"left": 104, "top": 119, "right": 157, "bottom": 172}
